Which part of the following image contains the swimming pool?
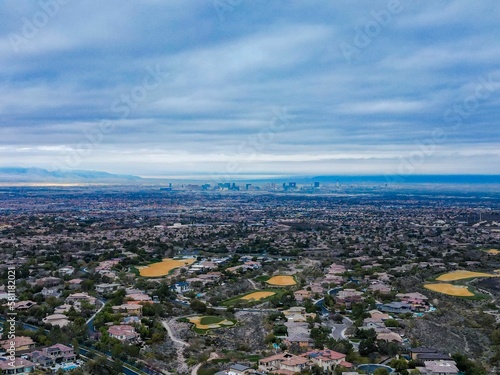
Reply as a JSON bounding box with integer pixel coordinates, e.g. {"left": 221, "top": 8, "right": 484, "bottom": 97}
{"left": 62, "top": 363, "right": 78, "bottom": 371}
{"left": 357, "top": 364, "right": 394, "bottom": 374}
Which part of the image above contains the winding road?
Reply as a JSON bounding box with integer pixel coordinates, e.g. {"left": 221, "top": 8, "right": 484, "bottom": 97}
{"left": 161, "top": 319, "right": 189, "bottom": 347}
{"left": 190, "top": 352, "right": 219, "bottom": 375}
{"left": 161, "top": 319, "right": 189, "bottom": 373}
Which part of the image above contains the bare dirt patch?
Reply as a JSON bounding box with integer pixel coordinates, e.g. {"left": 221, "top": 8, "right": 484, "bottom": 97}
{"left": 139, "top": 258, "right": 196, "bottom": 277}
{"left": 240, "top": 291, "right": 275, "bottom": 301}
{"left": 266, "top": 275, "right": 296, "bottom": 286}
{"left": 424, "top": 283, "right": 474, "bottom": 297}
{"left": 436, "top": 270, "right": 498, "bottom": 282}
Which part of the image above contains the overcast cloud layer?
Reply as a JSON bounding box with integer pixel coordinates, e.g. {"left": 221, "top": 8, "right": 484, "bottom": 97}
{"left": 1, "top": 0, "right": 499, "bottom": 178}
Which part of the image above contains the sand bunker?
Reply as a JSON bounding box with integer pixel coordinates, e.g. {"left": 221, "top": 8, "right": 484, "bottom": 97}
{"left": 241, "top": 291, "right": 276, "bottom": 301}
{"left": 436, "top": 270, "right": 498, "bottom": 281}
{"left": 424, "top": 283, "right": 474, "bottom": 297}
{"left": 139, "top": 258, "right": 196, "bottom": 277}
{"left": 486, "top": 249, "right": 500, "bottom": 255}
{"left": 266, "top": 275, "right": 297, "bottom": 286}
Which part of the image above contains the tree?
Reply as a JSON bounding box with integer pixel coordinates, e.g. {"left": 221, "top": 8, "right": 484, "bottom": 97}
{"left": 452, "top": 353, "right": 487, "bottom": 375}
{"left": 359, "top": 337, "right": 377, "bottom": 356}
{"left": 491, "top": 329, "right": 500, "bottom": 345}
{"left": 374, "top": 368, "right": 390, "bottom": 375}
{"left": 190, "top": 299, "right": 207, "bottom": 314}
{"left": 384, "top": 319, "right": 399, "bottom": 328}
{"left": 390, "top": 359, "right": 409, "bottom": 375}
{"left": 333, "top": 313, "right": 344, "bottom": 323}
{"left": 274, "top": 324, "right": 288, "bottom": 336}
{"left": 84, "top": 357, "right": 123, "bottom": 375}
{"left": 71, "top": 338, "right": 80, "bottom": 355}
{"left": 310, "top": 364, "right": 323, "bottom": 375}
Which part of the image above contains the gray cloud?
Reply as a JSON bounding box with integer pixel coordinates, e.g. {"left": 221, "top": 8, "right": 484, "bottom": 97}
{"left": 0, "top": 0, "right": 499, "bottom": 176}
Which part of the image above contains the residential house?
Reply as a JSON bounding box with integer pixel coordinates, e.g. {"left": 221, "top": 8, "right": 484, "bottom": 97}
{"left": 282, "top": 307, "right": 316, "bottom": 322}
{"left": 54, "top": 304, "right": 73, "bottom": 314}
{"left": 294, "top": 290, "right": 312, "bottom": 302}
{"left": 40, "top": 287, "right": 62, "bottom": 298}
{"left": 228, "top": 363, "right": 252, "bottom": 375}
{"left": 0, "top": 358, "right": 35, "bottom": 375}
{"left": 368, "top": 283, "right": 391, "bottom": 294}
{"left": 280, "top": 356, "right": 309, "bottom": 373}
{"left": 360, "top": 318, "right": 386, "bottom": 332}
{"left": 327, "top": 264, "right": 346, "bottom": 275}
{"left": 417, "top": 361, "right": 459, "bottom": 375}
{"left": 377, "top": 301, "right": 413, "bottom": 314}
{"left": 27, "top": 343, "right": 76, "bottom": 367}
{"left": 66, "top": 292, "right": 97, "bottom": 308}
{"left": 302, "top": 349, "right": 353, "bottom": 371}
{"left": 95, "top": 259, "right": 121, "bottom": 272}
{"left": 122, "top": 316, "right": 141, "bottom": 325}
{"left": 377, "top": 331, "right": 403, "bottom": 343}
{"left": 283, "top": 334, "right": 314, "bottom": 349}
{"left": 42, "top": 314, "right": 70, "bottom": 327}
{"left": 410, "top": 347, "right": 452, "bottom": 362}
{"left": 308, "top": 283, "right": 324, "bottom": 294}
{"left": 170, "top": 281, "right": 191, "bottom": 294}
{"left": 96, "top": 283, "right": 122, "bottom": 294}
{"left": 14, "top": 300, "right": 37, "bottom": 311}
{"left": 112, "top": 304, "right": 143, "bottom": 317}
{"left": 396, "top": 292, "right": 429, "bottom": 311}
{"left": 126, "top": 293, "right": 152, "bottom": 303}
{"left": 336, "top": 289, "right": 364, "bottom": 307}
{"left": 36, "top": 276, "right": 62, "bottom": 287}
{"left": 243, "top": 261, "right": 261, "bottom": 270}
{"left": 259, "top": 353, "right": 297, "bottom": 372}
{"left": 0, "top": 336, "right": 35, "bottom": 351}
{"left": 368, "top": 310, "right": 391, "bottom": 321}
{"left": 58, "top": 266, "right": 75, "bottom": 276}
{"left": 68, "top": 279, "right": 83, "bottom": 289}
{"left": 190, "top": 261, "right": 217, "bottom": 273}
{"left": 374, "top": 272, "right": 392, "bottom": 282}
{"left": 108, "top": 325, "right": 139, "bottom": 342}
{"left": 324, "top": 274, "right": 345, "bottom": 285}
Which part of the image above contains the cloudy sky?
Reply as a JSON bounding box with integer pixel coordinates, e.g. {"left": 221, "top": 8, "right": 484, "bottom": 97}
{"left": 1, "top": 1, "right": 499, "bottom": 178}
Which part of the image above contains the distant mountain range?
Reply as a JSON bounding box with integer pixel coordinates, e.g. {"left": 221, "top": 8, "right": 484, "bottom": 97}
{"left": 0, "top": 167, "right": 142, "bottom": 183}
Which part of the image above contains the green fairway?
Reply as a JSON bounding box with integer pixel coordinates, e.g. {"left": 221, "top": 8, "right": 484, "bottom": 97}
{"left": 200, "top": 316, "right": 225, "bottom": 325}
